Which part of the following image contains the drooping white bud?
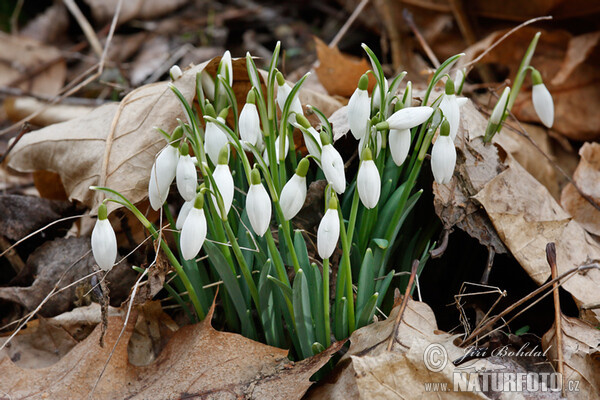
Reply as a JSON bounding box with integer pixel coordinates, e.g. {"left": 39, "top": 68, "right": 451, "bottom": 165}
{"left": 211, "top": 146, "right": 234, "bottom": 218}
{"left": 239, "top": 91, "right": 262, "bottom": 149}
{"left": 279, "top": 158, "right": 309, "bottom": 220}
{"left": 347, "top": 74, "right": 371, "bottom": 140}
{"left": 454, "top": 69, "right": 465, "bottom": 95}
{"left": 91, "top": 203, "right": 117, "bottom": 271}
{"left": 380, "top": 106, "right": 434, "bottom": 131}
{"left": 205, "top": 115, "right": 228, "bottom": 165}
{"left": 149, "top": 144, "right": 179, "bottom": 210}
{"left": 276, "top": 72, "right": 303, "bottom": 121}
{"left": 170, "top": 65, "right": 183, "bottom": 81}
{"left": 295, "top": 114, "right": 322, "bottom": 159}
{"left": 176, "top": 146, "right": 197, "bottom": 201}
{"left": 218, "top": 50, "right": 233, "bottom": 86}
{"left": 200, "top": 71, "right": 215, "bottom": 101}
{"left": 431, "top": 121, "right": 456, "bottom": 185}
{"left": 246, "top": 169, "right": 272, "bottom": 236}
{"left": 320, "top": 133, "right": 346, "bottom": 194}
{"left": 531, "top": 69, "right": 554, "bottom": 128}
{"left": 372, "top": 79, "right": 389, "bottom": 110}
{"left": 439, "top": 78, "right": 460, "bottom": 140}
{"left": 490, "top": 87, "right": 510, "bottom": 126}
{"left": 317, "top": 198, "right": 340, "bottom": 259}
{"left": 176, "top": 199, "right": 194, "bottom": 230}
{"left": 180, "top": 195, "right": 207, "bottom": 260}
{"left": 356, "top": 149, "right": 380, "bottom": 209}
{"left": 389, "top": 128, "right": 411, "bottom": 166}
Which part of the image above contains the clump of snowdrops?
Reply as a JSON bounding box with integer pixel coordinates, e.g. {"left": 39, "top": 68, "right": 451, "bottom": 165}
{"left": 89, "top": 34, "right": 553, "bottom": 361}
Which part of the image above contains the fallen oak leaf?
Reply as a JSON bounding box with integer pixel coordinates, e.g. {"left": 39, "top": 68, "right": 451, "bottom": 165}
{"left": 0, "top": 301, "right": 343, "bottom": 399}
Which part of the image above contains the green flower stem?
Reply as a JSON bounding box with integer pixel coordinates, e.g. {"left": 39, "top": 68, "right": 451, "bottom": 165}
{"left": 322, "top": 258, "right": 331, "bottom": 347}
{"left": 273, "top": 202, "right": 301, "bottom": 273}
{"left": 346, "top": 188, "right": 360, "bottom": 246}
{"left": 224, "top": 220, "right": 260, "bottom": 310}
{"left": 337, "top": 201, "right": 356, "bottom": 333}
{"left": 91, "top": 187, "right": 205, "bottom": 320}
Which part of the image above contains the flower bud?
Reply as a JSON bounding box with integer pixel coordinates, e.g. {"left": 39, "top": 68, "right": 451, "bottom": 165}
{"left": 389, "top": 128, "right": 411, "bottom": 166}
{"left": 148, "top": 144, "right": 179, "bottom": 210}
{"left": 200, "top": 71, "right": 215, "bottom": 101}
{"left": 347, "top": 74, "right": 371, "bottom": 140}
{"left": 176, "top": 199, "right": 194, "bottom": 230}
{"left": 431, "top": 121, "right": 456, "bottom": 185}
{"left": 205, "top": 115, "right": 228, "bottom": 165}
{"left": 372, "top": 79, "right": 389, "bottom": 110}
{"left": 279, "top": 158, "right": 309, "bottom": 220}
{"left": 91, "top": 203, "right": 117, "bottom": 271}
{"left": 180, "top": 194, "right": 207, "bottom": 260}
{"left": 211, "top": 146, "right": 234, "bottom": 218}
{"left": 176, "top": 144, "right": 197, "bottom": 201}
{"left": 357, "top": 149, "right": 380, "bottom": 209}
{"left": 320, "top": 139, "right": 346, "bottom": 194}
{"left": 218, "top": 50, "right": 233, "bottom": 86}
{"left": 239, "top": 91, "right": 262, "bottom": 148}
{"left": 246, "top": 168, "right": 272, "bottom": 236}
{"left": 439, "top": 79, "right": 460, "bottom": 140}
{"left": 296, "top": 114, "right": 322, "bottom": 158}
{"left": 276, "top": 71, "right": 303, "bottom": 120}
{"left": 378, "top": 106, "right": 434, "bottom": 131}
{"left": 454, "top": 69, "right": 465, "bottom": 95}
{"left": 317, "top": 197, "right": 340, "bottom": 259}
{"left": 484, "top": 87, "right": 510, "bottom": 140}
{"left": 170, "top": 65, "right": 182, "bottom": 81}
{"left": 531, "top": 69, "right": 554, "bottom": 128}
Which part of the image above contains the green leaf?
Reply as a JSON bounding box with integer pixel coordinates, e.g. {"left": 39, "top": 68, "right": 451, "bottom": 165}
{"left": 356, "top": 293, "right": 378, "bottom": 329}
{"left": 356, "top": 248, "right": 375, "bottom": 315}
{"left": 376, "top": 270, "right": 394, "bottom": 308}
{"left": 293, "top": 269, "right": 315, "bottom": 359}
{"left": 334, "top": 297, "right": 348, "bottom": 341}
{"left": 267, "top": 275, "right": 293, "bottom": 302}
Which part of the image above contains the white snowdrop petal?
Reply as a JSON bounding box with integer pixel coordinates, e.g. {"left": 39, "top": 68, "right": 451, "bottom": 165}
{"left": 91, "top": 219, "right": 117, "bottom": 271}
{"left": 277, "top": 83, "right": 303, "bottom": 122}
{"left": 431, "top": 135, "right": 456, "bottom": 185}
{"left": 386, "top": 106, "right": 434, "bottom": 130}
{"left": 357, "top": 160, "right": 380, "bottom": 209}
{"left": 180, "top": 208, "right": 207, "bottom": 260}
{"left": 440, "top": 94, "right": 460, "bottom": 140}
{"left": 246, "top": 184, "right": 272, "bottom": 236}
{"left": 176, "top": 200, "right": 194, "bottom": 230}
{"left": 148, "top": 145, "right": 179, "bottom": 210}
{"left": 170, "top": 65, "right": 182, "bottom": 80}
{"left": 389, "top": 129, "right": 411, "bottom": 166}
{"left": 304, "top": 127, "right": 322, "bottom": 159}
{"left": 348, "top": 89, "right": 371, "bottom": 140}
{"left": 201, "top": 72, "right": 215, "bottom": 101}
{"left": 317, "top": 209, "right": 340, "bottom": 259}
{"left": 205, "top": 121, "right": 229, "bottom": 165}
{"left": 532, "top": 84, "right": 554, "bottom": 128}
{"left": 279, "top": 174, "right": 307, "bottom": 220}
{"left": 321, "top": 144, "right": 346, "bottom": 194}
{"left": 490, "top": 87, "right": 510, "bottom": 125}
{"left": 239, "top": 103, "right": 261, "bottom": 147}
{"left": 212, "top": 164, "right": 235, "bottom": 216}
{"left": 176, "top": 155, "right": 197, "bottom": 201}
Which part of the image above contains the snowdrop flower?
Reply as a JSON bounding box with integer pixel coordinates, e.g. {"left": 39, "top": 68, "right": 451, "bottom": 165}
{"left": 176, "top": 199, "right": 194, "bottom": 230}
{"left": 347, "top": 74, "right": 371, "bottom": 140}
{"left": 246, "top": 168, "right": 272, "bottom": 236}
{"left": 431, "top": 120, "right": 456, "bottom": 185}
{"left": 180, "top": 194, "right": 207, "bottom": 260}
{"left": 200, "top": 70, "right": 215, "bottom": 101}
{"left": 276, "top": 71, "right": 303, "bottom": 121}
{"left": 218, "top": 50, "right": 233, "bottom": 86}
{"left": 91, "top": 203, "right": 117, "bottom": 271}
{"left": 439, "top": 78, "right": 460, "bottom": 140}
{"left": 377, "top": 106, "right": 434, "bottom": 131}
{"left": 389, "top": 128, "right": 411, "bottom": 166}
{"left": 211, "top": 146, "right": 234, "bottom": 218}
{"left": 149, "top": 127, "right": 182, "bottom": 210}
{"left": 176, "top": 144, "right": 197, "bottom": 201}
{"left": 295, "top": 114, "right": 322, "bottom": 159}
{"left": 372, "top": 78, "right": 388, "bottom": 110}
{"left": 169, "top": 65, "right": 182, "bottom": 81}
{"left": 320, "top": 131, "right": 346, "bottom": 194}
{"left": 279, "top": 158, "right": 309, "bottom": 220}
{"left": 205, "top": 106, "right": 229, "bottom": 165}
{"left": 239, "top": 90, "right": 262, "bottom": 149}
{"left": 484, "top": 86, "right": 510, "bottom": 139}
{"left": 531, "top": 69, "right": 554, "bottom": 128}
{"left": 357, "top": 148, "right": 380, "bottom": 209}
{"left": 454, "top": 69, "right": 465, "bottom": 95}
{"left": 317, "top": 197, "right": 340, "bottom": 259}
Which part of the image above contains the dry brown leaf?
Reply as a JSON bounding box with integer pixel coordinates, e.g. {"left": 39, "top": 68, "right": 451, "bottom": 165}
{"left": 84, "top": 0, "right": 189, "bottom": 25}
{"left": 542, "top": 313, "right": 600, "bottom": 399}
{"left": 308, "top": 299, "right": 488, "bottom": 399}
{"left": 4, "top": 96, "right": 94, "bottom": 126}
{"left": 0, "top": 303, "right": 342, "bottom": 399}
{"left": 0, "top": 33, "right": 66, "bottom": 97}
{"left": 459, "top": 27, "right": 600, "bottom": 141}
{"left": 314, "top": 37, "right": 376, "bottom": 97}
{"left": 474, "top": 156, "right": 600, "bottom": 323}
{"left": 561, "top": 142, "right": 600, "bottom": 236}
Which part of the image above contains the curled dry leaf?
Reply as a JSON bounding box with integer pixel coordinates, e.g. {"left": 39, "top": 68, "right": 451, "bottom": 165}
{"left": 459, "top": 27, "right": 600, "bottom": 141}
{"left": 83, "top": 0, "right": 189, "bottom": 25}
{"left": 0, "top": 302, "right": 342, "bottom": 399}
{"left": 308, "top": 298, "right": 489, "bottom": 399}
{"left": 561, "top": 142, "right": 600, "bottom": 236}
{"left": 542, "top": 313, "right": 600, "bottom": 399}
